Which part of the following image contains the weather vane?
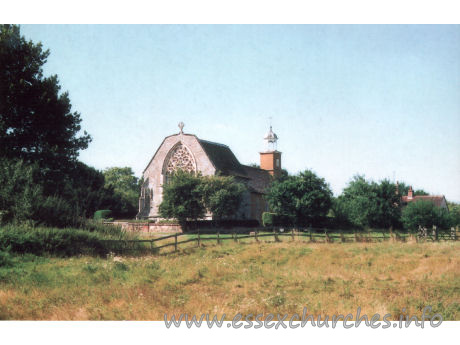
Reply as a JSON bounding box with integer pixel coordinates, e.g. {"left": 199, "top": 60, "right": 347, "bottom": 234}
{"left": 178, "top": 121, "right": 184, "bottom": 134}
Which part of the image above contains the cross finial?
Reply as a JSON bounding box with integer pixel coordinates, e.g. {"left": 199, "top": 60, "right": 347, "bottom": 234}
{"left": 178, "top": 122, "right": 184, "bottom": 134}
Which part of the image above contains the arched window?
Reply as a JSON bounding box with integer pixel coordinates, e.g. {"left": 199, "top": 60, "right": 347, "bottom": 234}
{"left": 163, "top": 143, "right": 196, "bottom": 178}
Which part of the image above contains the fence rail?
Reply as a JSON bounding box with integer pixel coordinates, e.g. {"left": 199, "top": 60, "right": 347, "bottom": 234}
{"left": 101, "top": 226, "right": 459, "bottom": 255}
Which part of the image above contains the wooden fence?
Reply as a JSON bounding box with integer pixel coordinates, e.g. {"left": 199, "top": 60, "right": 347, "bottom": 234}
{"left": 101, "top": 227, "right": 459, "bottom": 255}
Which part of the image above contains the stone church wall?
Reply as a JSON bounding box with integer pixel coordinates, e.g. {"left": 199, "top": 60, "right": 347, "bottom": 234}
{"left": 141, "top": 134, "right": 216, "bottom": 219}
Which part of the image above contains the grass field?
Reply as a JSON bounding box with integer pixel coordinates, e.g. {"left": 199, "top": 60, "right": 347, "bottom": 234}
{"left": 0, "top": 240, "right": 459, "bottom": 320}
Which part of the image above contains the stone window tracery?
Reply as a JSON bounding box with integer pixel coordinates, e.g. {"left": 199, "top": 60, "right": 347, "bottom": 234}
{"left": 165, "top": 144, "right": 196, "bottom": 175}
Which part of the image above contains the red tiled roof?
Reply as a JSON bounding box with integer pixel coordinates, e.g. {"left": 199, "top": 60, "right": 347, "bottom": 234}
{"left": 401, "top": 195, "right": 446, "bottom": 208}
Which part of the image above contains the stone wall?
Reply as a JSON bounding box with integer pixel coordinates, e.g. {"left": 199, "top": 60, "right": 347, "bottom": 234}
{"left": 108, "top": 221, "right": 183, "bottom": 234}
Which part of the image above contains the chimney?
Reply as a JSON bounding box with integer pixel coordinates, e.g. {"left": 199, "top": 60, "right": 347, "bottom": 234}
{"left": 408, "top": 186, "right": 413, "bottom": 200}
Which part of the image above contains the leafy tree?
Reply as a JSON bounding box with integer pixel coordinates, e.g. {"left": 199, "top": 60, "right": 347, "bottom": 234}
{"left": 266, "top": 170, "right": 332, "bottom": 227}
{"left": 0, "top": 24, "right": 91, "bottom": 168}
{"left": 199, "top": 175, "right": 245, "bottom": 220}
{"left": 0, "top": 25, "right": 134, "bottom": 226}
{"left": 275, "top": 168, "right": 289, "bottom": 181}
{"left": 396, "top": 181, "right": 428, "bottom": 196}
{"left": 159, "top": 170, "right": 205, "bottom": 226}
{"left": 103, "top": 167, "right": 139, "bottom": 217}
{"left": 373, "top": 179, "right": 402, "bottom": 229}
{"left": 0, "top": 157, "right": 42, "bottom": 224}
{"left": 401, "top": 200, "right": 450, "bottom": 232}
{"left": 446, "top": 202, "right": 460, "bottom": 228}
{"left": 335, "top": 175, "right": 377, "bottom": 229}
{"left": 336, "top": 176, "right": 401, "bottom": 229}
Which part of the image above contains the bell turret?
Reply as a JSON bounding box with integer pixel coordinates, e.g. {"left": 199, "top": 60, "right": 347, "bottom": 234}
{"left": 260, "top": 125, "right": 281, "bottom": 177}
{"left": 264, "top": 125, "right": 278, "bottom": 151}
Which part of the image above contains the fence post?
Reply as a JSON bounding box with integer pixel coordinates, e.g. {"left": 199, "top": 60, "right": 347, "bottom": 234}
{"left": 325, "top": 228, "right": 330, "bottom": 243}
{"left": 255, "top": 230, "right": 258, "bottom": 242}
{"left": 273, "top": 229, "right": 279, "bottom": 242}
{"left": 217, "top": 231, "right": 220, "bottom": 245}
{"left": 174, "top": 233, "right": 178, "bottom": 252}
{"left": 354, "top": 231, "right": 358, "bottom": 243}
{"left": 340, "top": 229, "right": 345, "bottom": 243}
{"left": 291, "top": 228, "right": 295, "bottom": 241}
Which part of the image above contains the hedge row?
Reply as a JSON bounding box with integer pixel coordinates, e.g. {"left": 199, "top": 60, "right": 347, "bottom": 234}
{"left": 0, "top": 225, "right": 124, "bottom": 257}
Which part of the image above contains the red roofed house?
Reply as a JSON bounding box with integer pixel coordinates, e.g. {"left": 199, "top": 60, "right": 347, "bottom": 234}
{"left": 401, "top": 186, "right": 449, "bottom": 211}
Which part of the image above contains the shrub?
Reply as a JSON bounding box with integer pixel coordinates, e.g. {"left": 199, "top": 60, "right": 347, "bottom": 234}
{"left": 94, "top": 210, "right": 112, "bottom": 221}
{"left": 262, "top": 212, "right": 292, "bottom": 227}
{"left": 0, "top": 224, "right": 132, "bottom": 256}
{"left": 402, "top": 200, "right": 451, "bottom": 232}
{"left": 262, "top": 212, "right": 275, "bottom": 227}
{"left": 33, "top": 196, "right": 77, "bottom": 228}
{"left": 0, "top": 249, "right": 14, "bottom": 268}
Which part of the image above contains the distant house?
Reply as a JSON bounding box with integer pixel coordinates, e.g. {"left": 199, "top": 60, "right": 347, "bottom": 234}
{"left": 401, "top": 186, "right": 448, "bottom": 211}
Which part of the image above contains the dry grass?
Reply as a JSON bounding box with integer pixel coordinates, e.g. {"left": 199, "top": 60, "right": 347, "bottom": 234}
{"left": 0, "top": 240, "right": 459, "bottom": 320}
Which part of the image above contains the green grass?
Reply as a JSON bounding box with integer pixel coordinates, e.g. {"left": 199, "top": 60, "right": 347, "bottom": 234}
{"left": 0, "top": 240, "right": 458, "bottom": 320}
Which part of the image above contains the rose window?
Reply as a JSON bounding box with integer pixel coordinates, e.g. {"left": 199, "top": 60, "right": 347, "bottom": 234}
{"left": 165, "top": 144, "right": 196, "bottom": 174}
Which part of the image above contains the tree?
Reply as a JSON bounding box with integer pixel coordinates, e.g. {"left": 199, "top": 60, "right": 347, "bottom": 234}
{"left": 0, "top": 26, "right": 133, "bottom": 226}
{"left": 200, "top": 175, "right": 245, "bottom": 220}
{"left": 335, "top": 176, "right": 402, "bottom": 230}
{"left": 103, "top": 167, "right": 139, "bottom": 217}
{"left": 448, "top": 203, "right": 460, "bottom": 227}
{"left": 397, "top": 182, "right": 428, "bottom": 196}
{"left": 401, "top": 200, "right": 450, "bottom": 232}
{"left": 373, "top": 179, "right": 402, "bottom": 229}
{"left": 158, "top": 170, "right": 205, "bottom": 226}
{"left": 335, "top": 175, "right": 377, "bottom": 229}
{"left": 266, "top": 170, "right": 332, "bottom": 227}
{"left": 0, "top": 25, "right": 91, "bottom": 168}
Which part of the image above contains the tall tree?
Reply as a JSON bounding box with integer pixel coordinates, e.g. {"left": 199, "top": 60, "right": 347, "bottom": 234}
{"left": 199, "top": 175, "right": 245, "bottom": 220}
{"left": 159, "top": 170, "right": 205, "bottom": 226}
{"left": 0, "top": 24, "right": 91, "bottom": 168}
{"left": 103, "top": 167, "right": 139, "bottom": 217}
{"left": 336, "top": 176, "right": 401, "bottom": 229}
{"left": 266, "top": 170, "right": 333, "bottom": 227}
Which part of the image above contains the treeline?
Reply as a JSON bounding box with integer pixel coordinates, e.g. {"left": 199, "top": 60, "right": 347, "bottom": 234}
{"left": 0, "top": 158, "right": 138, "bottom": 227}
{"left": 263, "top": 171, "right": 460, "bottom": 232}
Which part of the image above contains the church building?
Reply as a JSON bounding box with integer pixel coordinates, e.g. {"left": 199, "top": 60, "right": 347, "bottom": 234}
{"left": 137, "top": 123, "right": 281, "bottom": 223}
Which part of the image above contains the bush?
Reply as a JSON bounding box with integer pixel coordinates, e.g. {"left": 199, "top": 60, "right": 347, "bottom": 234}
{"left": 0, "top": 249, "right": 14, "bottom": 268}
{"left": 94, "top": 210, "right": 112, "bottom": 221}
{"left": 0, "top": 224, "right": 131, "bottom": 257}
{"left": 262, "top": 212, "right": 291, "bottom": 227}
{"left": 402, "top": 200, "right": 451, "bottom": 232}
{"left": 33, "top": 196, "right": 77, "bottom": 228}
{"left": 262, "top": 212, "right": 275, "bottom": 227}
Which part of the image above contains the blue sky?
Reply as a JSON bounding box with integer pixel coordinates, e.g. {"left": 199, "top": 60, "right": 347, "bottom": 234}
{"left": 21, "top": 25, "right": 460, "bottom": 201}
